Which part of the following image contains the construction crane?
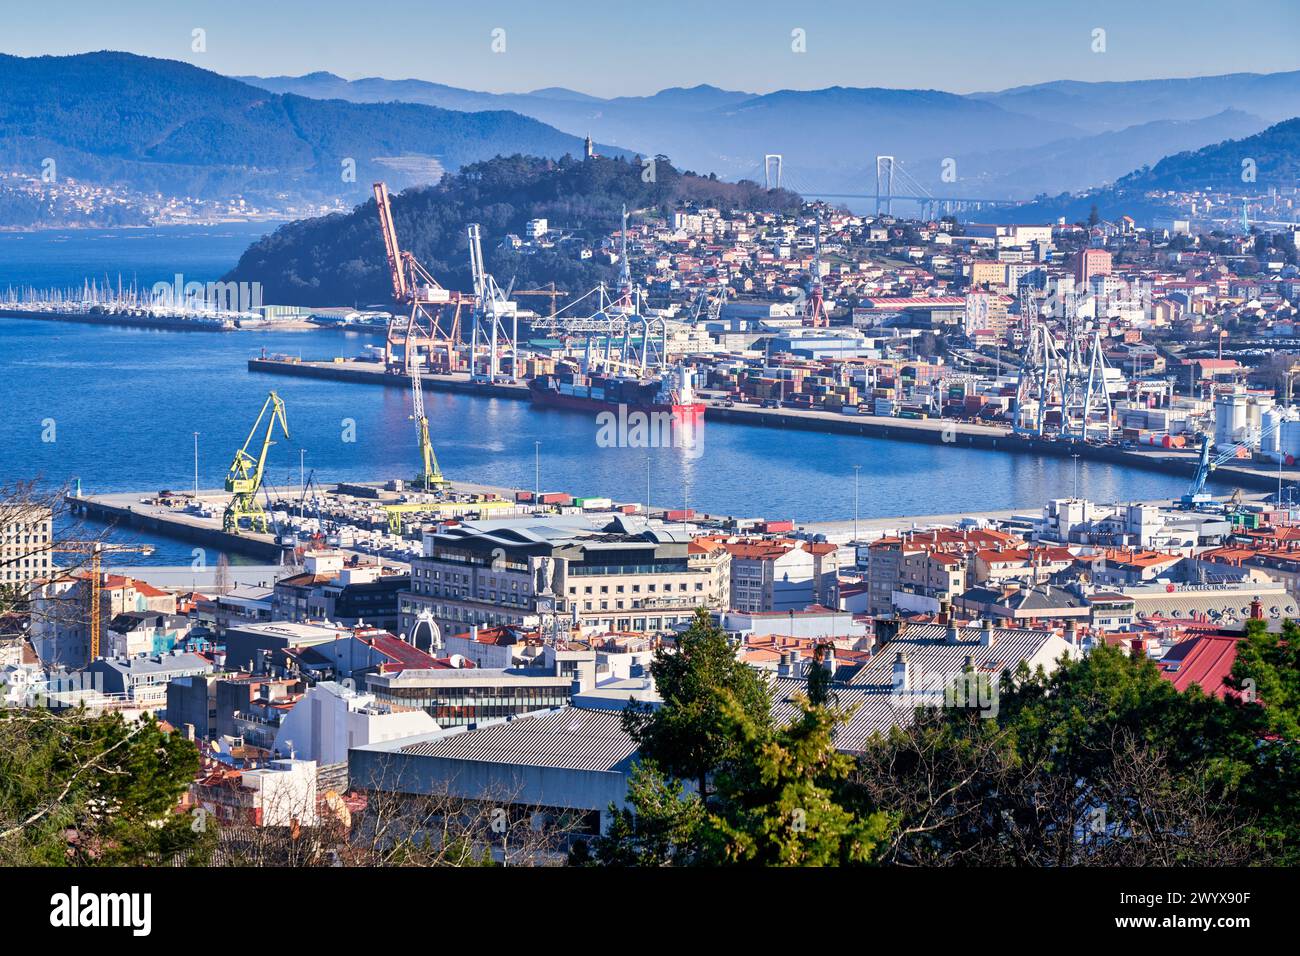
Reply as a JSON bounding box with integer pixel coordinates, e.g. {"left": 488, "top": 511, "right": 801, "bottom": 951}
{"left": 373, "top": 182, "right": 468, "bottom": 374}
{"left": 513, "top": 283, "right": 567, "bottom": 317}
{"left": 60, "top": 541, "right": 156, "bottom": 660}
{"left": 223, "top": 391, "right": 290, "bottom": 533}
{"left": 410, "top": 359, "right": 447, "bottom": 492}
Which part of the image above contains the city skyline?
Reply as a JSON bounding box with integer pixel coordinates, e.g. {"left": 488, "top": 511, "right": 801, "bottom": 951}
{"left": 3, "top": 0, "right": 1299, "bottom": 98}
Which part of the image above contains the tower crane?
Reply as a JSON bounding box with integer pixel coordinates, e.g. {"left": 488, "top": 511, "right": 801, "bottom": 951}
{"left": 59, "top": 540, "right": 156, "bottom": 660}
{"left": 373, "top": 181, "right": 468, "bottom": 374}
{"left": 223, "top": 391, "right": 290, "bottom": 533}
{"left": 410, "top": 359, "right": 447, "bottom": 492}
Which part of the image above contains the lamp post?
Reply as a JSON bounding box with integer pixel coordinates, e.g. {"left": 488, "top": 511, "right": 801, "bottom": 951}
{"left": 192, "top": 431, "right": 200, "bottom": 498}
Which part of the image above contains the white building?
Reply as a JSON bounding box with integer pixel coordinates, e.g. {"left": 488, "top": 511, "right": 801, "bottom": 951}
{"left": 271, "top": 681, "right": 439, "bottom": 766}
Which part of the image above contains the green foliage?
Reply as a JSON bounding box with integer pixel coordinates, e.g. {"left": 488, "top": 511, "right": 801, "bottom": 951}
{"left": 1231, "top": 618, "right": 1300, "bottom": 739}
{"left": 622, "top": 608, "right": 773, "bottom": 793}
{"left": 597, "top": 609, "right": 890, "bottom": 866}
{"left": 855, "top": 643, "right": 1295, "bottom": 865}
{"left": 0, "top": 710, "right": 209, "bottom": 866}
{"left": 709, "top": 697, "right": 892, "bottom": 866}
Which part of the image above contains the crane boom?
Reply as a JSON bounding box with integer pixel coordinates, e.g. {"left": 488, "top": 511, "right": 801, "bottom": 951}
{"left": 410, "top": 361, "right": 446, "bottom": 491}
{"left": 373, "top": 182, "right": 407, "bottom": 301}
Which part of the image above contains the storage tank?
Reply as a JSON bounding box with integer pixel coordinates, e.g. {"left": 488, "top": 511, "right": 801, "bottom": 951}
{"left": 1279, "top": 418, "right": 1300, "bottom": 465}
{"left": 1263, "top": 406, "right": 1287, "bottom": 456}
{"left": 1214, "top": 392, "right": 1248, "bottom": 449}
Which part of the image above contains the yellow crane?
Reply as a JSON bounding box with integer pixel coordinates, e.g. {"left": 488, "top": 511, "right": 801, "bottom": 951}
{"left": 410, "top": 360, "right": 447, "bottom": 492}
{"left": 223, "top": 391, "right": 290, "bottom": 533}
{"left": 60, "top": 541, "right": 156, "bottom": 660}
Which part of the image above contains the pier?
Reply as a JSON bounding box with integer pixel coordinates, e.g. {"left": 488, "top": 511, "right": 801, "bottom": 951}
{"left": 247, "top": 355, "right": 1300, "bottom": 495}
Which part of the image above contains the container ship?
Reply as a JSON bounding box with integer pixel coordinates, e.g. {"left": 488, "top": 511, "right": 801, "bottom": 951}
{"left": 528, "top": 364, "right": 705, "bottom": 421}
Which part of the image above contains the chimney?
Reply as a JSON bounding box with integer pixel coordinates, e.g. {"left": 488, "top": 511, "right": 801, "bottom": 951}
{"left": 1130, "top": 638, "right": 1146, "bottom": 660}
{"left": 945, "top": 621, "right": 961, "bottom": 644}
{"left": 777, "top": 651, "right": 793, "bottom": 678}
{"left": 1064, "top": 619, "right": 1078, "bottom": 647}
{"left": 980, "top": 618, "right": 995, "bottom": 647}
{"left": 1250, "top": 597, "right": 1263, "bottom": 620}
{"left": 892, "top": 652, "right": 910, "bottom": 693}
{"left": 937, "top": 599, "right": 951, "bottom": 626}
{"left": 820, "top": 644, "right": 835, "bottom": 676}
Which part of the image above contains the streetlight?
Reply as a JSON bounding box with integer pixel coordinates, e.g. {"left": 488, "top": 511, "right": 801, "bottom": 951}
{"left": 192, "top": 431, "right": 200, "bottom": 498}
{"left": 852, "top": 464, "right": 861, "bottom": 542}
{"left": 534, "top": 441, "right": 541, "bottom": 510}
{"left": 1071, "top": 453, "right": 1081, "bottom": 500}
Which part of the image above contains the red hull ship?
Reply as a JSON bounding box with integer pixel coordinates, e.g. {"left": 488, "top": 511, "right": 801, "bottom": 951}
{"left": 528, "top": 364, "right": 705, "bottom": 422}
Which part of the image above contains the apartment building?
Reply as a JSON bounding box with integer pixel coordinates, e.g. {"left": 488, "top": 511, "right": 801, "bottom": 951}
{"left": 401, "top": 514, "right": 729, "bottom": 639}
{"left": 867, "top": 528, "right": 1019, "bottom": 615}
{"left": 721, "top": 538, "right": 839, "bottom": 613}
{"left": 0, "top": 503, "right": 52, "bottom": 590}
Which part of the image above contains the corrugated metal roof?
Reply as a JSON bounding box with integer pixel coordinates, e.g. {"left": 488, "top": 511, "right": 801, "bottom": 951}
{"left": 772, "top": 624, "right": 1073, "bottom": 753}
{"left": 399, "top": 707, "right": 637, "bottom": 772}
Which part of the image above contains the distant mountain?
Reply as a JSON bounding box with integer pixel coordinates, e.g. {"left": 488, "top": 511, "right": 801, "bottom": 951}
{"left": 239, "top": 73, "right": 1085, "bottom": 193}
{"left": 972, "top": 70, "right": 1300, "bottom": 133}
{"left": 241, "top": 68, "right": 1300, "bottom": 199}
{"left": 223, "top": 153, "right": 802, "bottom": 307}
{"left": 985, "top": 117, "right": 1300, "bottom": 224}
{"left": 0, "top": 52, "right": 622, "bottom": 213}
{"left": 949, "top": 110, "right": 1270, "bottom": 200}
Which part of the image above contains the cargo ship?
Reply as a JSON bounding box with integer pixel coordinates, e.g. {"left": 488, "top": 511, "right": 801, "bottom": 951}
{"left": 528, "top": 364, "right": 705, "bottom": 421}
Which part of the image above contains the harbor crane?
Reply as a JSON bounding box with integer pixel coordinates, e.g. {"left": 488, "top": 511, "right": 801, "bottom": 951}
{"left": 60, "top": 540, "right": 156, "bottom": 661}
{"left": 373, "top": 181, "right": 468, "bottom": 374}
{"left": 467, "top": 222, "right": 522, "bottom": 383}
{"left": 1180, "top": 418, "right": 1282, "bottom": 508}
{"left": 410, "top": 359, "right": 447, "bottom": 492}
{"left": 223, "top": 391, "right": 290, "bottom": 534}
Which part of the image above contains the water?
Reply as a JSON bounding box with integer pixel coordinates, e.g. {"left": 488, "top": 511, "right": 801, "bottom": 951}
{"left": 0, "top": 223, "right": 280, "bottom": 292}
{"left": 0, "top": 227, "right": 1212, "bottom": 565}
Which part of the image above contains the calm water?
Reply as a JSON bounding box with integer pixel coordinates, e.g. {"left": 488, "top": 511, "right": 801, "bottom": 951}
{"left": 0, "top": 227, "right": 1209, "bottom": 564}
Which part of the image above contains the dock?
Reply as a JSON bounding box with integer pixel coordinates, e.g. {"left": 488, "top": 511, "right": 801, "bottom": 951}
{"left": 248, "top": 355, "right": 1300, "bottom": 495}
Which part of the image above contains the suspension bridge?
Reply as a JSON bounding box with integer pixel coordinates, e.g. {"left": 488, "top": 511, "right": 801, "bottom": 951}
{"left": 751, "top": 153, "right": 1023, "bottom": 218}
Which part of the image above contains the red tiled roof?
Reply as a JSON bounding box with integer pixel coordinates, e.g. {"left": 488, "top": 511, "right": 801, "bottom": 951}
{"left": 1158, "top": 635, "right": 1242, "bottom": 699}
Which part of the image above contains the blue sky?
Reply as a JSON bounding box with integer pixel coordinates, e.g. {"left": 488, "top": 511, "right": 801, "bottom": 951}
{"left": 4, "top": 0, "right": 1298, "bottom": 96}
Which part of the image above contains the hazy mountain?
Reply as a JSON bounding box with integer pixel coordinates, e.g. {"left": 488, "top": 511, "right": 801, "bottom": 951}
{"left": 241, "top": 68, "right": 1300, "bottom": 199}
{"left": 948, "top": 110, "right": 1271, "bottom": 200}
{"left": 972, "top": 70, "right": 1300, "bottom": 133}
{"left": 239, "top": 74, "right": 1085, "bottom": 192}
{"left": 984, "top": 117, "right": 1300, "bottom": 224}
{"left": 0, "top": 52, "right": 622, "bottom": 210}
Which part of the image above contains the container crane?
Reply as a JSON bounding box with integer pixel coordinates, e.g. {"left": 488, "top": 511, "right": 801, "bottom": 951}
{"left": 373, "top": 182, "right": 467, "bottom": 374}
{"left": 223, "top": 391, "right": 290, "bottom": 533}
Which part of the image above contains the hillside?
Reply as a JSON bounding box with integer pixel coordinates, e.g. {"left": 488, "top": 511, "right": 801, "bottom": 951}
{"left": 984, "top": 117, "right": 1300, "bottom": 224}
{"left": 0, "top": 52, "right": 620, "bottom": 211}
{"left": 222, "top": 154, "right": 802, "bottom": 307}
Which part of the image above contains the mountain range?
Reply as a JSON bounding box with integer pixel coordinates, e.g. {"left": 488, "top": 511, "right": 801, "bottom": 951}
{"left": 241, "top": 68, "right": 1300, "bottom": 199}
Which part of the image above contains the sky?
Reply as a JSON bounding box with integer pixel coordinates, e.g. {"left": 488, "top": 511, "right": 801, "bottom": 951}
{"left": 3, "top": 0, "right": 1298, "bottom": 97}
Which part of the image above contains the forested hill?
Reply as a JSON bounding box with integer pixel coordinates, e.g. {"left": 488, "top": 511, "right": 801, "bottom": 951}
{"left": 986, "top": 116, "right": 1300, "bottom": 224}
{"left": 223, "top": 154, "right": 803, "bottom": 307}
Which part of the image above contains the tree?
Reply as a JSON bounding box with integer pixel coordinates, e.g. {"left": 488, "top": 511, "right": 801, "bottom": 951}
{"left": 849, "top": 645, "right": 1272, "bottom": 866}
{"left": 0, "top": 710, "right": 209, "bottom": 866}
{"left": 1231, "top": 617, "right": 1300, "bottom": 739}
{"left": 622, "top": 608, "right": 771, "bottom": 796}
